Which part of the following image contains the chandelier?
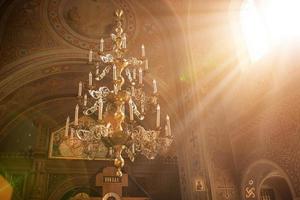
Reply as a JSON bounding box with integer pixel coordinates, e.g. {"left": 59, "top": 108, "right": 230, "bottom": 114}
{"left": 63, "top": 9, "right": 173, "bottom": 177}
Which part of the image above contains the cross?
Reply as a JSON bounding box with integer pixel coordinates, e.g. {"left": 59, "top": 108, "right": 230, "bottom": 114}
{"left": 217, "top": 177, "right": 234, "bottom": 199}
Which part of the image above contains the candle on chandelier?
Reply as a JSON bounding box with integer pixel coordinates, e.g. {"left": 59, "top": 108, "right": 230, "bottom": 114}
{"left": 100, "top": 38, "right": 104, "bottom": 52}
{"left": 98, "top": 98, "right": 103, "bottom": 121}
{"left": 141, "top": 101, "right": 145, "bottom": 113}
{"left": 96, "top": 63, "right": 100, "bottom": 75}
{"left": 65, "top": 116, "right": 70, "bottom": 137}
{"left": 166, "top": 115, "right": 171, "bottom": 136}
{"left": 89, "top": 72, "right": 93, "bottom": 86}
{"left": 129, "top": 99, "right": 134, "bottom": 121}
{"left": 83, "top": 94, "right": 87, "bottom": 106}
{"left": 165, "top": 125, "right": 168, "bottom": 137}
{"left": 153, "top": 79, "right": 157, "bottom": 94}
{"left": 145, "top": 59, "right": 149, "bottom": 70}
{"left": 113, "top": 65, "right": 117, "bottom": 80}
{"left": 132, "top": 68, "right": 136, "bottom": 80}
{"left": 89, "top": 49, "right": 93, "bottom": 63}
{"left": 156, "top": 104, "right": 160, "bottom": 128}
{"left": 74, "top": 104, "right": 79, "bottom": 126}
{"left": 131, "top": 86, "right": 135, "bottom": 96}
{"left": 78, "top": 81, "right": 82, "bottom": 97}
{"left": 141, "top": 44, "right": 145, "bottom": 57}
{"left": 132, "top": 143, "right": 135, "bottom": 154}
{"left": 138, "top": 68, "right": 143, "bottom": 85}
{"left": 122, "top": 34, "right": 126, "bottom": 48}
{"left": 70, "top": 128, "right": 74, "bottom": 140}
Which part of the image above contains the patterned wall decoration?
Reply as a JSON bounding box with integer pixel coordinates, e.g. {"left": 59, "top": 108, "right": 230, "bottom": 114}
{"left": 0, "top": 0, "right": 62, "bottom": 68}
{"left": 231, "top": 69, "right": 300, "bottom": 197}
{"left": 244, "top": 179, "right": 256, "bottom": 199}
{"left": 203, "top": 109, "right": 239, "bottom": 200}
{"left": 47, "top": 0, "right": 136, "bottom": 50}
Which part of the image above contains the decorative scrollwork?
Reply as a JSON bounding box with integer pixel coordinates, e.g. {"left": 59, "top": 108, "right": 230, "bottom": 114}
{"left": 96, "top": 66, "right": 111, "bottom": 81}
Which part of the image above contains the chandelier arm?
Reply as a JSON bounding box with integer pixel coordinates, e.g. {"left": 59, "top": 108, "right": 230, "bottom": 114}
{"left": 125, "top": 68, "right": 133, "bottom": 83}
{"left": 127, "top": 57, "right": 143, "bottom": 66}
{"left": 83, "top": 102, "right": 98, "bottom": 115}
{"left": 100, "top": 54, "right": 114, "bottom": 63}
{"left": 95, "top": 65, "right": 111, "bottom": 81}
{"left": 76, "top": 129, "right": 90, "bottom": 141}
{"left": 131, "top": 100, "right": 144, "bottom": 120}
{"left": 88, "top": 86, "right": 110, "bottom": 100}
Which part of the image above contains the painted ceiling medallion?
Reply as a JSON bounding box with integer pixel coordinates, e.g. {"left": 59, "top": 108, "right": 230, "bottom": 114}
{"left": 47, "top": 0, "right": 135, "bottom": 49}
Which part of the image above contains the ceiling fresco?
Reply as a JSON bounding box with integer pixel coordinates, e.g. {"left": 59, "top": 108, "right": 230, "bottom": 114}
{"left": 48, "top": 0, "right": 136, "bottom": 49}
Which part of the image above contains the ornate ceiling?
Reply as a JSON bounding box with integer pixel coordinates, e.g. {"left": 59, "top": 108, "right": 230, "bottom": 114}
{"left": 0, "top": 0, "right": 187, "bottom": 144}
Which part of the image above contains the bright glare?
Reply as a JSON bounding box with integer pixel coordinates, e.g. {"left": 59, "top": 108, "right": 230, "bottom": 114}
{"left": 262, "top": 0, "right": 300, "bottom": 43}
{"left": 240, "top": 0, "right": 300, "bottom": 62}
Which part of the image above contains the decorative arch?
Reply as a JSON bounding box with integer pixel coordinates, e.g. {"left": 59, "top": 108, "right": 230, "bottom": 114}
{"left": 241, "top": 159, "right": 296, "bottom": 200}
{"left": 47, "top": 175, "right": 94, "bottom": 200}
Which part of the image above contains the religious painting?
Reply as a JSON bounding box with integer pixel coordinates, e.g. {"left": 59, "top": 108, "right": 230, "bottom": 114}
{"left": 195, "top": 177, "right": 206, "bottom": 192}
{"left": 48, "top": 120, "right": 109, "bottom": 160}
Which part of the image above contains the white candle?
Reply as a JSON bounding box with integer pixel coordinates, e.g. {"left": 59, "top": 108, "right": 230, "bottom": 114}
{"left": 89, "top": 72, "right": 92, "bottom": 86}
{"left": 89, "top": 49, "right": 93, "bottom": 63}
{"left": 132, "top": 143, "right": 135, "bottom": 154}
{"left": 65, "top": 116, "right": 70, "bottom": 137}
{"left": 153, "top": 79, "right": 157, "bottom": 94}
{"left": 96, "top": 63, "right": 100, "bottom": 75}
{"left": 141, "top": 44, "right": 145, "bottom": 57}
{"left": 141, "top": 101, "right": 145, "bottom": 113}
{"left": 166, "top": 115, "right": 171, "bottom": 136}
{"left": 74, "top": 104, "right": 79, "bottom": 126}
{"left": 83, "top": 94, "right": 87, "bottom": 106}
{"left": 145, "top": 59, "right": 149, "bottom": 70}
{"left": 113, "top": 65, "right": 117, "bottom": 80}
{"left": 70, "top": 128, "right": 74, "bottom": 139}
{"left": 122, "top": 34, "right": 126, "bottom": 48}
{"left": 138, "top": 68, "right": 143, "bottom": 85}
{"left": 131, "top": 86, "right": 135, "bottom": 96}
{"left": 78, "top": 81, "right": 82, "bottom": 97}
{"left": 165, "top": 125, "right": 168, "bottom": 137}
{"left": 98, "top": 98, "right": 103, "bottom": 120}
{"left": 100, "top": 38, "right": 104, "bottom": 52}
{"left": 132, "top": 68, "right": 136, "bottom": 80}
{"left": 156, "top": 104, "right": 160, "bottom": 128}
{"left": 129, "top": 99, "right": 134, "bottom": 121}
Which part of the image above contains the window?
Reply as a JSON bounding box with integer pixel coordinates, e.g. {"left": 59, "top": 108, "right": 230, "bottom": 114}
{"left": 240, "top": 0, "right": 300, "bottom": 62}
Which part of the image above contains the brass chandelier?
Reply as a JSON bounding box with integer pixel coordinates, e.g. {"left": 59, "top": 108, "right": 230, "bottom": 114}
{"left": 64, "top": 9, "right": 173, "bottom": 177}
